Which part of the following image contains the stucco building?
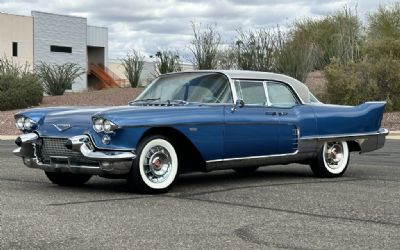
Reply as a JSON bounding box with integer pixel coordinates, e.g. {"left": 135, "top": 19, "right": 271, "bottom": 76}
{"left": 0, "top": 11, "right": 113, "bottom": 91}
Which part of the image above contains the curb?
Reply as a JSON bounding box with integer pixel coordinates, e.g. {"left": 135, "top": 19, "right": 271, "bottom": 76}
{"left": 0, "top": 135, "right": 17, "bottom": 141}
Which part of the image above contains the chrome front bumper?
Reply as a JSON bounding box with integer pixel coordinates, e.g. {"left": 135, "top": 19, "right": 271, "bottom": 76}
{"left": 13, "top": 133, "right": 136, "bottom": 175}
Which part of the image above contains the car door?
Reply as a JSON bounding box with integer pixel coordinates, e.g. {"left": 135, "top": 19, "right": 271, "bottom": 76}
{"left": 223, "top": 80, "right": 280, "bottom": 159}
{"left": 265, "top": 81, "right": 301, "bottom": 155}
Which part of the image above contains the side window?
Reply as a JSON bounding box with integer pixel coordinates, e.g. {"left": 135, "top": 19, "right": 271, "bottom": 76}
{"left": 266, "top": 81, "right": 298, "bottom": 108}
{"left": 235, "top": 80, "right": 266, "bottom": 106}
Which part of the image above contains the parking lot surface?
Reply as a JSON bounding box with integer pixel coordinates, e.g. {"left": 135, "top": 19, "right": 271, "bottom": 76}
{"left": 1, "top": 140, "right": 399, "bottom": 249}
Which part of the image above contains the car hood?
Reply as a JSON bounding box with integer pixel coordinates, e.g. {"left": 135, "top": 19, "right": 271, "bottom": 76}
{"left": 17, "top": 106, "right": 124, "bottom": 137}
{"left": 17, "top": 104, "right": 225, "bottom": 137}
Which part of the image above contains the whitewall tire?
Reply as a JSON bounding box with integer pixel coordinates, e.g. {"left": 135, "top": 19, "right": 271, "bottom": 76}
{"left": 128, "top": 135, "right": 179, "bottom": 193}
{"left": 310, "top": 141, "right": 350, "bottom": 178}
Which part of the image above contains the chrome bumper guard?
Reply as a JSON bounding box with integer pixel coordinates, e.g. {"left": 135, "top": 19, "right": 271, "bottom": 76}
{"left": 13, "top": 133, "right": 136, "bottom": 175}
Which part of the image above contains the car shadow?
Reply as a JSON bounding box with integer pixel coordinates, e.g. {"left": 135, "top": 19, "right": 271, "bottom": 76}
{"left": 52, "top": 164, "right": 314, "bottom": 195}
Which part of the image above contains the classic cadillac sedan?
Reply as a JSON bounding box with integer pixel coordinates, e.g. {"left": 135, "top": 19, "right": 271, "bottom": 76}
{"left": 13, "top": 70, "right": 388, "bottom": 193}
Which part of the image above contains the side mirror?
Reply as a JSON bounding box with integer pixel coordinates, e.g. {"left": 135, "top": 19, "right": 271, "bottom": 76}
{"left": 231, "top": 99, "right": 245, "bottom": 112}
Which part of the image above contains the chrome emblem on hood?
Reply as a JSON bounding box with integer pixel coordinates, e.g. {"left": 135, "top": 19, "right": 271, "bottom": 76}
{"left": 53, "top": 124, "right": 72, "bottom": 132}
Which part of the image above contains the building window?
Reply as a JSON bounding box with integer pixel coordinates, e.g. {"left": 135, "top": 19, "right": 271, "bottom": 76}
{"left": 12, "top": 42, "right": 18, "bottom": 57}
{"left": 50, "top": 45, "right": 72, "bottom": 53}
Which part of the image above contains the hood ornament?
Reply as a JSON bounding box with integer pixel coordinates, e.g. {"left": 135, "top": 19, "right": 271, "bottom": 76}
{"left": 53, "top": 124, "right": 72, "bottom": 132}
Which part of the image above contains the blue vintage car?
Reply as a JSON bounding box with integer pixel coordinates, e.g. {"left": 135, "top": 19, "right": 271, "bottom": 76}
{"left": 13, "top": 70, "right": 388, "bottom": 193}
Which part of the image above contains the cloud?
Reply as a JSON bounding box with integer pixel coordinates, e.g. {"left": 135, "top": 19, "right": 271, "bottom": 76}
{"left": 0, "top": 0, "right": 387, "bottom": 60}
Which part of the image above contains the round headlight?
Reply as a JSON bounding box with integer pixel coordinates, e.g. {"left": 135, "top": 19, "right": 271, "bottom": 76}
{"left": 93, "top": 118, "right": 104, "bottom": 132}
{"left": 16, "top": 117, "right": 25, "bottom": 130}
{"left": 103, "top": 120, "right": 115, "bottom": 133}
{"left": 24, "top": 118, "right": 35, "bottom": 130}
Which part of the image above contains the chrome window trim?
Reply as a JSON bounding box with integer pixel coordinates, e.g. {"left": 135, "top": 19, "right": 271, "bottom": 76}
{"left": 263, "top": 81, "right": 271, "bottom": 106}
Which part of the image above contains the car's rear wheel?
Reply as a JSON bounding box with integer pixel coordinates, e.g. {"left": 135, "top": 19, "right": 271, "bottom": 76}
{"left": 45, "top": 172, "right": 92, "bottom": 186}
{"left": 127, "top": 135, "right": 179, "bottom": 193}
{"left": 233, "top": 166, "right": 259, "bottom": 174}
{"left": 310, "top": 141, "right": 349, "bottom": 178}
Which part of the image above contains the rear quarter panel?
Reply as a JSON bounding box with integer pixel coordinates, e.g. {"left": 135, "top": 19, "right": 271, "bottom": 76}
{"left": 309, "top": 102, "right": 386, "bottom": 136}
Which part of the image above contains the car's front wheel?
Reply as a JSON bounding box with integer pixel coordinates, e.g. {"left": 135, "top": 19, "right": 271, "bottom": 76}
{"left": 45, "top": 172, "right": 92, "bottom": 186}
{"left": 310, "top": 141, "right": 350, "bottom": 178}
{"left": 127, "top": 135, "right": 179, "bottom": 193}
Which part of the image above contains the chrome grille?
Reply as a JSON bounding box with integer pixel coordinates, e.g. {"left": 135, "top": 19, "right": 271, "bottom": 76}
{"left": 37, "top": 138, "right": 96, "bottom": 164}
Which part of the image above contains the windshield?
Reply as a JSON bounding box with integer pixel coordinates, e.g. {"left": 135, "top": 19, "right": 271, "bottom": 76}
{"left": 135, "top": 72, "right": 233, "bottom": 104}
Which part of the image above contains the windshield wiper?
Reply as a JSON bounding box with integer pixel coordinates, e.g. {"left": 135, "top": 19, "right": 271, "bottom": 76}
{"left": 129, "top": 98, "right": 161, "bottom": 105}
{"left": 129, "top": 98, "right": 189, "bottom": 106}
{"left": 165, "top": 100, "right": 188, "bottom": 106}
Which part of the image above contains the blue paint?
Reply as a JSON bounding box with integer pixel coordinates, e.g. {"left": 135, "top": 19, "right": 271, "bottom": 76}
{"left": 15, "top": 101, "right": 386, "bottom": 162}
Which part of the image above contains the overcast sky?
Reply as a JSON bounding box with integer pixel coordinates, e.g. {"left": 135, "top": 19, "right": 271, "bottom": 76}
{"left": 0, "top": 0, "right": 391, "bottom": 60}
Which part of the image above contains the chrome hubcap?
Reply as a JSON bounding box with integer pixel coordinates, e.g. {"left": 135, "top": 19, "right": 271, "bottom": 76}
{"left": 324, "top": 142, "right": 344, "bottom": 169}
{"left": 143, "top": 146, "right": 172, "bottom": 183}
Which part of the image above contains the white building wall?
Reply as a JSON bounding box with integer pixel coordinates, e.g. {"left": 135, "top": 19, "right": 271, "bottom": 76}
{"left": 32, "top": 11, "right": 87, "bottom": 91}
{"left": 0, "top": 13, "right": 33, "bottom": 67}
{"left": 87, "top": 25, "right": 108, "bottom": 67}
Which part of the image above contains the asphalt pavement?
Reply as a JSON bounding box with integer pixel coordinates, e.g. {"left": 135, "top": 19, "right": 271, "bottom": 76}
{"left": 0, "top": 140, "right": 399, "bottom": 249}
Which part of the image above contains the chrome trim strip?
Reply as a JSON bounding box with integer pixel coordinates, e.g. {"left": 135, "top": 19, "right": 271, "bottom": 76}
{"left": 364, "top": 101, "right": 387, "bottom": 104}
{"left": 67, "top": 134, "right": 136, "bottom": 161}
{"left": 300, "top": 129, "right": 389, "bottom": 141}
{"left": 80, "top": 143, "right": 136, "bottom": 161}
{"left": 18, "top": 133, "right": 39, "bottom": 144}
{"left": 206, "top": 150, "right": 299, "bottom": 163}
{"left": 34, "top": 133, "right": 134, "bottom": 151}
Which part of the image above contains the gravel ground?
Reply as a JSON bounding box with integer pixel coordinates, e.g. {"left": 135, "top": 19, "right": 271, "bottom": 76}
{"left": 0, "top": 87, "right": 399, "bottom": 135}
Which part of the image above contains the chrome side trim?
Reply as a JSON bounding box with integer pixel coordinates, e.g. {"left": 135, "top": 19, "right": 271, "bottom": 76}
{"left": 206, "top": 150, "right": 299, "bottom": 163}
{"left": 300, "top": 129, "right": 389, "bottom": 141}
{"left": 205, "top": 128, "right": 388, "bottom": 171}
{"left": 365, "top": 101, "right": 387, "bottom": 104}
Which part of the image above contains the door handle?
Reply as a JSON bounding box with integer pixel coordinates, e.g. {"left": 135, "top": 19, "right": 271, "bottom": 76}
{"left": 278, "top": 112, "right": 288, "bottom": 116}
{"left": 265, "top": 111, "right": 277, "bottom": 116}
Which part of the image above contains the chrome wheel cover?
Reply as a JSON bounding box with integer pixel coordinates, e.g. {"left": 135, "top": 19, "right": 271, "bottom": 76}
{"left": 322, "top": 141, "right": 349, "bottom": 174}
{"left": 143, "top": 145, "right": 172, "bottom": 183}
{"left": 139, "top": 138, "right": 178, "bottom": 190}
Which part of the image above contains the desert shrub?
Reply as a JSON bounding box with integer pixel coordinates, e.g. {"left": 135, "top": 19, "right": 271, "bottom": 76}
{"left": 293, "top": 6, "right": 362, "bottom": 69}
{"left": 0, "top": 58, "right": 43, "bottom": 111}
{"left": 154, "top": 50, "right": 181, "bottom": 75}
{"left": 325, "top": 59, "right": 377, "bottom": 105}
{"left": 274, "top": 31, "right": 318, "bottom": 82}
{"left": 35, "top": 62, "right": 84, "bottom": 96}
{"left": 189, "top": 22, "right": 221, "bottom": 69}
{"left": 325, "top": 57, "right": 400, "bottom": 111}
{"left": 121, "top": 50, "right": 145, "bottom": 88}
{"left": 325, "top": 3, "right": 400, "bottom": 111}
{"left": 234, "top": 28, "right": 277, "bottom": 71}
